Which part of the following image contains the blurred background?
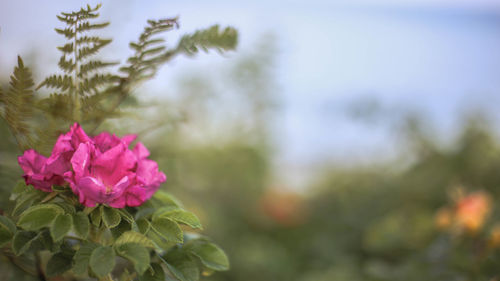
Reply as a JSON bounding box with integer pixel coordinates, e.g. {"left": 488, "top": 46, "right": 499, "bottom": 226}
{"left": 3, "top": 0, "right": 500, "bottom": 280}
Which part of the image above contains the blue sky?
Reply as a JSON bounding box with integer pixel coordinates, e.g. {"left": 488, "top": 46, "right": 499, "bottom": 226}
{"left": 2, "top": 1, "right": 500, "bottom": 176}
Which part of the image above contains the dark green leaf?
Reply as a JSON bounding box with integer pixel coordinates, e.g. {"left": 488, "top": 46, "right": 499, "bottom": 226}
{"left": 73, "top": 243, "right": 98, "bottom": 276}
{"left": 154, "top": 207, "right": 202, "bottom": 229}
{"left": 46, "top": 251, "right": 74, "bottom": 277}
{"left": 185, "top": 240, "right": 229, "bottom": 271}
{"left": 0, "top": 216, "right": 16, "bottom": 247}
{"left": 102, "top": 206, "right": 121, "bottom": 228}
{"left": 73, "top": 212, "right": 90, "bottom": 239}
{"left": 17, "top": 204, "right": 64, "bottom": 231}
{"left": 116, "top": 243, "right": 150, "bottom": 275}
{"left": 115, "top": 231, "right": 156, "bottom": 249}
{"left": 12, "top": 231, "right": 40, "bottom": 255}
{"left": 50, "top": 213, "right": 72, "bottom": 241}
{"left": 89, "top": 246, "right": 116, "bottom": 278}
{"left": 162, "top": 248, "right": 199, "bottom": 281}
{"left": 151, "top": 218, "right": 183, "bottom": 243}
{"left": 139, "top": 263, "right": 165, "bottom": 281}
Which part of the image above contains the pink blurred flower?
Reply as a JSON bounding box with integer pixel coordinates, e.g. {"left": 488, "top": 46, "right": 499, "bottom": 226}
{"left": 18, "top": 123, "right": 166, "bottom": 208}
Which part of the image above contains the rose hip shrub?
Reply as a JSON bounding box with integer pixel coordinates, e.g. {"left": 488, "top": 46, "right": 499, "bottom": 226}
{"left": 0, "top": 3, "right": 235, "bottom": 281}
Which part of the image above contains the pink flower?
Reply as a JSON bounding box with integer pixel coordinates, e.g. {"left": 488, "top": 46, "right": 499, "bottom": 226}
{"left": 18, "top": 149, "right": 65, "bottom": 192}
{"left": 18, "top": 123, "right": 166, "bottom": 208}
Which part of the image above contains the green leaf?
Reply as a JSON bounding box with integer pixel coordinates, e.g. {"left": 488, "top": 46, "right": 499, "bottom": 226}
{"left": 90, "top": 205, "right": 103, "bottom": 227}
{"left": 89, "top": 246, "right": 116, "bottom": 278}
{"left": 162, "top": 248, "right": 199, "bottom": 281}
{"left": 12, "top": 189, "right": 44, "bottom": 216}
{"left": 102, "top": 206, "right": 121, "bottom": 228}
{"left": 137, "top": 219, "right": 151, "bottom": 234}
{"left": 73, "top": 212, "right": 90, "bottom": 239}
{"left": 115, "top": 231, "right": 156, "bottom": 249}
{"left": 10, "top": 180, "right": 31, "bottom": 200}
{"left": 139, "top": 263, "right": 165, "bottom": 281}
{"left": 151, "top": 217, "right": 183, "bottom": 243}
{"left": 17, "top": 204, "right": 64, "bottom": 231}
{"left": 54, "top": 201, "right": 76, "bottom": 214}
{"left": 12, "top": 231, "right": 40, "bottom": 255}
{"left": 154, "top": 207, "right": 202, "bottom": 229}
{"left": 73, "top": 243, "right": 98, "bottom": 276}
{"left": 185, "top": 240, "right": 229, "bottom": 271}
{"left": 0, "top": 216, "right": 16, "bottom": 247}
{"left": 152, "top": 191, "right": 183, "bottom": 208}
{"left": 46, "top": 251, "right": 74, "bottom": 277}
{"left": 116, "top": 243, "right": 150, "bottom": 275}
{"left": 50, "top": 213, "right": 72, "bottom": 241}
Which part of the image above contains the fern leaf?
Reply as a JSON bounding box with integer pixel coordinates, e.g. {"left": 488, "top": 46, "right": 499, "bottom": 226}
{"left": 37, "top": 75, "right": 74, "bottom": 91}
{"left": 77, "top": 40, "right": 112, "bottom": 60}
{"left": 176, "top": 25, "right": 238, "bottom": 55}
{"left": 58, "top": 56, "right": 76, "bottom": 73}
{"left": 55, "top": 27, "right": 75, "bottom": 39}
{"left": 79, "top": 60, "right": 118, "bottom": 76}
{"left": 57, "top": 43, "right": 74, "bottom": 54}
{"left": 79, "top": 74, "right": 117, "bottom": 94}
{"left": 77, "top": 21, "right": 109, "bottom": 32}
{"left": 0, "top": 56, "right": 36, "bottom": 150}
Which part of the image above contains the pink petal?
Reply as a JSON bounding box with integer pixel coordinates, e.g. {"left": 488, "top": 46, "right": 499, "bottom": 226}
{"left": 133, "top": 142, "right": 150, "bottom": 159}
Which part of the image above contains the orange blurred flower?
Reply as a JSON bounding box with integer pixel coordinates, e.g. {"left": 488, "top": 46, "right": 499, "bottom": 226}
{"left": 435, "top": 207, "right": 453, "bottom": 230}
{"left": 455, "top": 191, "right": 491, "bottom": 233}
{"left": 259, "top": 188, "right": 305, "bottom": 227}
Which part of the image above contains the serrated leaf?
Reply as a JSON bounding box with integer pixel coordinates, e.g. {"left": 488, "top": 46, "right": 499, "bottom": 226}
{"left": 50, "top": 213, "right": 72, "bottom": 242}
{"left": 12, "top": 192, "right": 40, "bottom": 216}
{"left": 151, "top": 218, "right": 183, "bottom": 243}
{"left": 12, "top": 231, "right": 40, "bottom": 255}
{"left": 73, "top": 212, "right": 90, "bottom": 239}
{"left": 154, "top": 207, "right": 202, "bottom": 229}
{"left": 73, "top": 242, "right": 99, "bottom": 276}
{"left": 102, "top": 206, "right": 121, "bottom": 228}
{"left": 90, "top": 206, "right": 102, "bottom": 227}
{"left": 89, "top": 246, "right": 116, "bottom": 278}
{"left": 0, "top": 216, "right": 16, "bottom": 247}
{"left": 139, "top": 263, "right": 165, "bottom": 281}
{"left": 17, "top": 204, "right": 64, "bottom": 231}
{"left": 115, "top": 231, "right": 155, "bottom": 248}
{"left": 185, "top": 240, "right": 229, "bottom": 271}
{"left": 162, "top": 248, "right": 199, "bottom": 281}
{"left": 46, "top": 251, "right": 74, "bottom": 277}
{"left": 152, "top": 191, "right": 183, "bottom": 208}
{"left": 117, "top": 243, "right": 150, "bottom": 275}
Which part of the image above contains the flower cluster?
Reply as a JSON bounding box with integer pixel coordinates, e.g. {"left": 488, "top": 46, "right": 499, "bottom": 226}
{"left": 18, "top": 123, "right": 166, "bottom": 208}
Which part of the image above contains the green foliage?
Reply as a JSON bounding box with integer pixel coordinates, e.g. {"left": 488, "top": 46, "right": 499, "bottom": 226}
{"left": 0, "top": 57, "right": 36, "bottom": 151}
{"left": 89, "top": 246, "right": 116, "bottom": 278}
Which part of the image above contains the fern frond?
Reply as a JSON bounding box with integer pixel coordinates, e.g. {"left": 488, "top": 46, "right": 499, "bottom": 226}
{"left": 54, "top": 27, "right": 75, "bottom": 39}
{"left": 79, "top": 74, "right": 117, "bottom": 95}
{"left": 57, "top": 43, "right": 74, "bottom": 53}
{"left": 79, "top": 61, "right": 118, "bottom": 76}
{"left": 37, "top": 75, "right": 74, "bottom": 91}
{"left": 37, "top": 93, "right": 73, "bottom": 120}
{"left": 176, "top": 25, "right": 238, "bottom": 55}
{"left": 0, "top": 56, "right": 36, "bottom": 150}
{"left": 58, "top": 56, "right": 76, "bottom": 73}
{"left": 77, "top": 21, "right": 109, "bottom": 32}
{"left": 77, "top": 40, "right": 111, "bottom": 60}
